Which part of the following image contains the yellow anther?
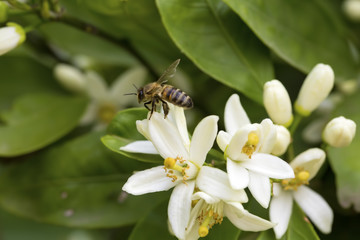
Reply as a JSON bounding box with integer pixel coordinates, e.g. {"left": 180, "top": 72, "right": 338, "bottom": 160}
{"left": 297, "top": 170, "right": 310, "bottom": 182}
{"left": 247, "top": 132, "right": 259, "bottom": 145}
{"left": 164, "top": 157, "right": 176, "bottom": 168}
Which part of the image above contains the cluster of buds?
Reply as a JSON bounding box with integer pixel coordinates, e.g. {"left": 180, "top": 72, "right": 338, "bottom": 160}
{"left": 263, "top": 63, "right": 356, "bottom": 149}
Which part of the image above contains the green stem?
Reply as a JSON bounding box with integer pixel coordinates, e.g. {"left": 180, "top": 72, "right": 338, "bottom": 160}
{"left": 289, "top": 114, "right": 303, "bottom": 135}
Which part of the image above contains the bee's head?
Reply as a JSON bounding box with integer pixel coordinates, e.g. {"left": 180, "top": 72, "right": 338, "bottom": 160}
{"left": 137, "top": 87, "right": 145, "bottom": 103}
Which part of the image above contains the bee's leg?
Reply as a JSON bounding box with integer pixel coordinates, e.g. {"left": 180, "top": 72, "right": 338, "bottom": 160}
{"left": 157, "top": 97, "right": 169, "bottom": 119}
{"left": 144, "top": 101, "right": 151, "bottom": 111}
{"left": 148, "top": 100, "right": 157, "bottom": 120}
{"left": 161, "top": 100, "right": 169, "bottom": 119}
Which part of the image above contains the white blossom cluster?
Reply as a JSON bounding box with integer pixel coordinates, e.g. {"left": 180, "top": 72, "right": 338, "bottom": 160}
{"left": 119, "top": 64, "right": 356, "bottom": 239}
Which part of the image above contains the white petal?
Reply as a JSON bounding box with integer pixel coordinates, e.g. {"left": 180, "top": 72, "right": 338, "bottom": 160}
{"left": 227, "top": 159, "right": 249, "bottom": 189}
{"left": 136, "top": 119, "right": 151, "bottom": 140}
{"left": 226, "top": 125, "right": 257, "bottom": 161}
{"left": 79, "top": 101, "right": 98, "bottom": 125}
{"left": 192, "top": 191, "right": 220, "bottom": 204}
{"left": 190, "top": 115, "right": 218, "bottom": 166}
{"left": 122, "top": 166, "right": 177, "bottom": 195}
{"left": 109, "top": 67, "right": 147, "bottom": 107}
{"left": 216, "top": 130, "right": 231, "bottom": 152}
{"left": 248, "top": 172, "right": 271, "bottom": 208}
{"left": 84, "top": 71, "right": 108, "bottom": 101}
{"left": 269, "top": 188, "right": 293, "bottom": 239}
{"left": 224, "top": 202, "right": 275, "bottom": 231}
{"left": 149, "top": 113, "right": 189, "bottom": 159}
{"left": 168, "top": 180, "right": 195, "bottom": 240}
{"left": 224, "top": 94, "right": 251, "bottom": 135}
{"left": 242, "top": 153, "right": 294, "bottom": 179}
{"left": 196, "top": 166, "right": 248, "bottom": 203}
{"left": 258, "top": 119, "right": 276, "bottom": 154}
{"left": 293, "top": 186, "right": 333, "bottom": 234}
{"left": 186, "top": 199, "right": 203, "bottom": 240}
{"left": 167, "top": 104, "right": 190, "bottom": 150}
{"left": 290, "top": 148, "right": 325, "bottom": 180}
{"left": 120, "top": 140, "right": 158, "bottom": 154}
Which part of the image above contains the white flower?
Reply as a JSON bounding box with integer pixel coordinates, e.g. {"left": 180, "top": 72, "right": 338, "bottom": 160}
{"left": 295, "top": 64, "right": 334, "bottom": 116}
{"left": 217, "top": 94, "right": 294, "bottom": 208}
{"left": 263, "top": 80, "right": 293, "bottom": 127}
{"left": 185, "top": 166, "right": 275, "bottom": 239}
{"left": 54, "top": 64, "right": 147, "bottom": 129}
{"left": 122, "top": 112, "right": 219, "bottom": 239}
{"left": 272, "top": 125, "right": 291, "bottom": 156}
{"left": 0, "top": 22, "right": 26, "bottom": 56}
{"left": 121, "top": 104, "right": 190, "bottom": 154}
{"left": 269, "top": 148, "right": 333, "bottom": 239}
{"left": 323, "top": 116, "right": 356, "bottom": 147}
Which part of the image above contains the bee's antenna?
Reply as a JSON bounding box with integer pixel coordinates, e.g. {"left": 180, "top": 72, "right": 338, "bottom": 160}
{"left": 132, "top": 84, "right": 138, "bottom": 90}
{"left": 124, "top": 92, "right": 137, "bottom": 96}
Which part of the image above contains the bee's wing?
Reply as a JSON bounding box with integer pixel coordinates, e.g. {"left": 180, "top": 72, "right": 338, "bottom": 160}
{"left": 157, "top": 59, "right": 181, "bottom": 84}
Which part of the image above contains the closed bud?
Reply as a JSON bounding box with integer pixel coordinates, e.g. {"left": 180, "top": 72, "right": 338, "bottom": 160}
{"left": 272, "top": 125, "right": 291, "bottom": 156}
{"left": 295, "top": 64, "right": 334, "bottom": 116}
{"left": 0, "top": 22, "right": 26, "bottom": 56}
{"left": 323, "top": 116, "right": 356, "bottom": 147}
{"left": 343, "top": 0, "right": 360, "bottom": 22}
{"left": 263, "top": 80, "right": 293, "bottom": 127}
{"left": 54, "top": 64, "right": 87, "bottom": 93}
{"left": 0, "top": 2, "right": 8, "bottom": 23}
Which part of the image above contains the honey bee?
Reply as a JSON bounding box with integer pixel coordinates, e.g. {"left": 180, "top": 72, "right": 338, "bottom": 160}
{"left": 134, "top": 59, "right": 193, "bottom": 119}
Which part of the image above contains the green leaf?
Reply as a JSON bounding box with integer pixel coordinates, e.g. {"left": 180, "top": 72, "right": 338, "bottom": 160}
{"left": 257, "top": 203, "right": 319, "bottom": 240}
{"left": 156, "top": 0, "right": 274, "bottom": 104}
{"left": 101, "top": 135, "right": 163, "bottom": 164}
{"left": 104, "top": 108, "right": 163, "bottom": 163}
{"left": 328, "top": 93, "right": 360, "bottom": 211}
{"left": 39, "top": 22, "right": 138, "bottom": 67}
{"left": 0, "top": 131, "right": 167, "bottom": 228}
{"left": 59, "top": 0, "right": 181, "bottom": 72}
{"left": 129, "top": 200, "right": 176, "bottom": 240}
{"left": 0, "top": 209, "right": 108, "bottom": 240}
{"left": 0, "top": 56, "right": 62, "bottom": 111}
{"left": 107, "top": 108, "right": 148, "bottom": 140}
{"left": 0, "top": 93, "right": 87, "bottom": 157}
{"left": 224, "top": 0, "right": 359, "bottom": 80}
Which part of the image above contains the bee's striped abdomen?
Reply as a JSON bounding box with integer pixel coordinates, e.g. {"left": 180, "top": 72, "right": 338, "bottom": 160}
{"left": 162, "top": 85, "right": 193, "bottom": 109}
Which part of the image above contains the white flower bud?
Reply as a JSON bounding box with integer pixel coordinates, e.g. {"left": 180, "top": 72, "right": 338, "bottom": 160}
{"left": 343, "top": 0, "right": 360, "bottom": 22}
{"left": 323, "top": 116, "right": 356, "bottom": 147}
{"left": 0, "top": 22, "right": 26, "bottom": 56}
{"left": 54, "top": 64, "right": 87, "bottom": 93}
{"left": 272, "top": 125, "right": 291, "bottom": 156}
{"left": 263, "top": 80, "right": 293, "bottom": 127}
{"left": 295, "top": 64, "right": 334, "bottom": 116}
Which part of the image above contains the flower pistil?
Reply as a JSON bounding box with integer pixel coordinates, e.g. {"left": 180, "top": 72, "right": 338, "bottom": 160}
{"left": 281, "top": 167, "right": 310, "bottom": 191}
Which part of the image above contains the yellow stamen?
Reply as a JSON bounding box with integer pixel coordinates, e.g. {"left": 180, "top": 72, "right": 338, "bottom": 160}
{"left": 164, "top": 157, "right": 189, "bottom": 183}
{"left": 241, "top": 132, "right": 259, "bottom": 158}
{"left": 198, "top": 210, "right": 213, "bottom": 237}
